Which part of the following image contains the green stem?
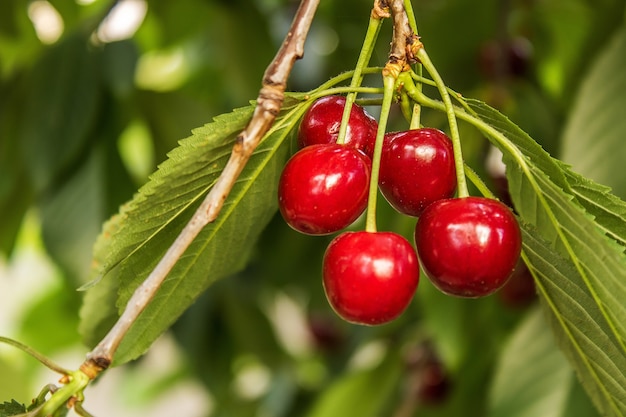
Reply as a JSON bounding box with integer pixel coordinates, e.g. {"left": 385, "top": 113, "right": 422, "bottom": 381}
{"left": 312, "top": 67, "right": 384, "bottom": 93}
{"left": 464, "top": 163, "right": 496, "bottom": 199}
{"left": 403, "top": 0, "right": 419, "bottom": 34}
{"left": 0, "top": 336, "right": 69, "bottom": 375}
{"left": 35, "top": 370, "right": 91, "bottom": 417}
{"left": 74, "top": 399, "right": 95, "bottom": 417}
{"left": 32, "top": 384, "right": 57, "bottom": 409}
{"left": 308, "top": 86, "right": 383, "bottom": 101}
{"left": 398, "top": 89, "right": 414, "bottom": 124}
{"left": 409, "top": 100, "right": 422, "bottom": 129}
{"left": 365, "top": 74, "right": 396, "bottom": 233}
{"left": 409, "top": 71, "right": 474, "bottom": 114}
{"left": 415, "top": 48, "right": 469, "bottom": 197}
{"left": 337, "top": 14, "right": 384, "bottom": 144}
{"left": 402, "top": 0, "right": 422, "bottom": 129}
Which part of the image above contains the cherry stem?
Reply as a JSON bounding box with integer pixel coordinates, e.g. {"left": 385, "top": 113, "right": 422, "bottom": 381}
{"left": 0, "top": 336, "right": 69, "bottom": 375}
{"left": 403, "top": 0, "right": 422, "bottom": 129}
{"left": 309, "top": 86, "right": 383, "bottom": 100}
{"left": 464, "top": 162, "right": 497, "bottom": 199}
{"left": 415, "top": 48, "right": 469, "bottom": 198}
{"left": 403, "top": 0, "right": 418, "bottom": 33}
{"left": 337, "top": 11, "right": 384, "bottom": 145}
{"left": 365, "top": 74, "right": 396, "bottom": 233}
{"left": 306, "top": 67, "right": 383, "bottom": 94}
{"left": 37, "top": 370, "right": 91, "bottom": 417}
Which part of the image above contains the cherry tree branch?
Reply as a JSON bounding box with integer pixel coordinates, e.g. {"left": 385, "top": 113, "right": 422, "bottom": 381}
{"left": 383, "top": 0, "right": 420, "bottom": 77}
{"left": 82, "top": 0, "right": 320, "bottom": 374}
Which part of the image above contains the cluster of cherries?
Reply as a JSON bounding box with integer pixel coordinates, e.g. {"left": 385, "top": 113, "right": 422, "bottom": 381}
{"left": 278, "top": 96, "right": 522, "bottom": 326}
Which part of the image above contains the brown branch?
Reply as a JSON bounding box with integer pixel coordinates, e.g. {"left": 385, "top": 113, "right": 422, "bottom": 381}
{"left": 83, "top": 0, "right": 320, "bottom": 373}
{"left": 383, "top": 0, "right": 420, "bottom": 78}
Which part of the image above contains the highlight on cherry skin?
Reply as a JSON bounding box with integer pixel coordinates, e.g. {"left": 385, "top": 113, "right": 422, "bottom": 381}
{"left": 414, "top": 196, "right": 522, "bottom": 298}
{"left": 322, "top": 231, "right": 420, "bottom": 325}
{"left": 278, "top": 143, "right": 371, "bottom": 235}
{"left": 298, "top": 95, "right": 378, "bottom": 159}
{"left": 379, "top": 128, "right": 457, "bottom": 217}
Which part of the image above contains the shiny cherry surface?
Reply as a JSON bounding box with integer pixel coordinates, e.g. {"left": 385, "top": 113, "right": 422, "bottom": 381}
{"left": 379, "top": 128, "right": 457, "bottom": 217}
{"left": 323, "top": 231, "right": 420, "bottom": 325}
{"left": 414, "top": 197, "right": 522, "bottom": 298}
{"left": 298, "top": 95, "right": 378, "bottom": 158}
{"left": 278, "top": 144, "right": 370, "bottom": 235}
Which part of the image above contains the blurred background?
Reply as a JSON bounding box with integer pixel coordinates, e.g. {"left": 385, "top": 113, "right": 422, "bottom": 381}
{"left": 1, "top": 0, "right": 625, "bottom": 415}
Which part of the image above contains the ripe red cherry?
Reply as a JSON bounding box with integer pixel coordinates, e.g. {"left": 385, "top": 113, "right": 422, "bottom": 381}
{"left": 414, "top": 197, "right": 522, "bottom": 298}
{"left": 478, "top": 36, "right": 533, "bottom": 79}
{"left": 379, "top": 128, "right": 457, "bottom": 217}
{"left": 298, "top": 95, "right": 378, "bottom": 158}
{"left": 323, "top": 231, "right": 420, "bottom": 325}
{"left": 278, "top": 144, "right": 370, "bottom": 235}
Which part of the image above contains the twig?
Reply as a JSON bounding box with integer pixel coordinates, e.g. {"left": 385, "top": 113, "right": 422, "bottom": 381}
{"left": 83, "top": 0, "right": 320, "bottom": 373}
{"left": 383, "top": 0, "right": 420, "bottom": 78}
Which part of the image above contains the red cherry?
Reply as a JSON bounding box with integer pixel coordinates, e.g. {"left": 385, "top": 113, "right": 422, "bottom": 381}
{"left": 278, "top": 144, "right": 370, "bottom": 235}
{"left": 379, "top": 128, "right": 457, "bottom": 217}
{"left": 307, "top": 312, "right": 346, "bottom": 352}
{"left": 298, "top": 95, "right": 378, "bottom": 158}
{"left": 414, "top": 197, "right": 522, "bottom": 298}
{"left": 405, "top": 342, "right": 452, "bottom": 405}
{"left": 323, "top": 231, "right": 420, "bottom": 325}
{"left": 416, "top": 357, "right": 451, "bottom": 405}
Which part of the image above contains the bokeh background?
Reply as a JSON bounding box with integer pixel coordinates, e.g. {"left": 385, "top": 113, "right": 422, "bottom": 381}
{"left": 1, "top": 0, "right": 625, "bottom": 415}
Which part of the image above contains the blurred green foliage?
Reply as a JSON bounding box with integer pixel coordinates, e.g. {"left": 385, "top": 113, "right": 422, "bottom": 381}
{"left": 1, "top": 0, "right": 625, "bottom": 416}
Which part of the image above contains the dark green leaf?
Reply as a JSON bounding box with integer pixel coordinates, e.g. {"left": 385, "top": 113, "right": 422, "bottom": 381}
{"left": 80, "top": 99, "right": 309, "bottom": 364}
{"left": 102, "top": 40, "right": 138, "bottom": 98}
{"left": 0, "top": 77, "right": 32, "bottom": 255}
{"left": 0, "top": 400, "right": 26, "bottom": 417}
{"left": 18, "top": 32, "right": 101, "bottom": 191}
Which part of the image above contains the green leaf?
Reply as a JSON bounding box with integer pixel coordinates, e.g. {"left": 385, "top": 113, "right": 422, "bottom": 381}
{"left": 0, "top": 400, "right": 26, "bottom": 417}
{"left": 460, "top": 99, "right": 626, "bottom": 416}
{"left": 0, "top": 78, "right": 33, "bottom": 255}
{"left": 488, "top": 306, "right": 600, "bottom": 417}
{"left": 561, "top": 26, "right": 626, "bottom": 200}
{"left": 520, "top": 228, "right": 626, "bottom": 416}
{"left": 101, "top": 40, "right": 138, "bottom": 98}
{"left": 80, "top": 98, "right": 308, "bottom": 364}
{"left": 563, "top": 170, "right": 626, "bottom": 248}
{"left": 18, "top": 32, "right": 101, "bottom": 191}
{"left": 40, "top": 144, "right": 108, "bottom": 284}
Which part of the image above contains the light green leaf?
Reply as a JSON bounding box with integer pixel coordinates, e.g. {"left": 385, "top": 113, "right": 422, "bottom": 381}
{"left": 561, "top": 27, "right": 626, "bottom": 199}
{"left": 488, "top": 306, "right": 600, "bottom": 417}
{"left": 460, "top": 99, "right": 626, "bottom": 416}
{"left": 41, "top": 143, "right": 108, "bottom": 284}
{"left": 80, "top": 98, "right": 309, "bottom": 364}
{"left": 520, "top": 228, "right": 625, "bottom": 416}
